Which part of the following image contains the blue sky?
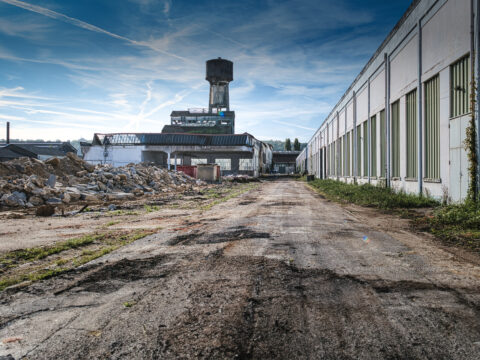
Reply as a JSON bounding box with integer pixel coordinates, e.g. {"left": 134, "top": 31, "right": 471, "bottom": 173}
{"left": 0, "top": 0, "right": 412, "bottom": 142}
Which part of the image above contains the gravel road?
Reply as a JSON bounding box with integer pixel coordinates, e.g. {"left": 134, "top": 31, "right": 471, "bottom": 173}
{"left": 1, "top": 179, "right": 480, "bottom": 359}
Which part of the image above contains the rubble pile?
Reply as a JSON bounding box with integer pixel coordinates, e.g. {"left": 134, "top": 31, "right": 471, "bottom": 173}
{"left": 223, "top": 174, "right": 260, "bottom": 183}
{"left": 0, "top": 153, "right": 202, "bottom": 208}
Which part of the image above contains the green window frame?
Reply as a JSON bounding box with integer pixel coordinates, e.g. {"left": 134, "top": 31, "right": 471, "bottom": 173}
{"left": 450, "top": 55, "right": 470, "bottom": 118}
{"left": 406, "top": 89, "right": 417, "bottom": 178}
{"left": 391, "top": 101, "right": 400, "bottom": 178}
{"left": 371, "top": 115, "right": 377, "bottom": 177}
{"left": 356, "top": 125, "right": 361, "bottom": 177}
{"left": 424, "top": 75, "right": 440, "bottom": 180}
{"left": 379, "top": 110, "right": 386, "bottom": 178}
{"left": 341, "top": 136, "right": 345, "bottom": 176}
{"left": 363, "top": 122, "right": 368, "bottom": 176}
{"left": 346, "top": 131, "right": 351, "bottom": 177}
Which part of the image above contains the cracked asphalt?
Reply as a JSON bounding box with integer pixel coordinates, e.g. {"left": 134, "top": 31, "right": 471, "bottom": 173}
{"left": 1, "top": 179, "right": 480, "bottom": 359}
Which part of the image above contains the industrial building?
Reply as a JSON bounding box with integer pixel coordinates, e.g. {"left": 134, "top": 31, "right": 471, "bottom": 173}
{"left": 272, "top": 151, "right": 300, "bottom": 174}
{"left": 297, "top": 0, "right": 479, "bottom": 202}
{"left": 83, "top": 58, "right": 273, "bottom": 177}
{"left": 1, "top": 123, "right": 77, "bottom": 161}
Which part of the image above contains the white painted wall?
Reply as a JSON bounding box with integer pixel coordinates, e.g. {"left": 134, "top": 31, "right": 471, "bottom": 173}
{"left": 296, "top": 0, "right": 475, "bottom": 202}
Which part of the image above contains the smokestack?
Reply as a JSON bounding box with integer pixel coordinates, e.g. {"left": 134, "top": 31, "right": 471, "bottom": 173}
{"left": 6, "top": 122, "right": 10, "bottom": 144}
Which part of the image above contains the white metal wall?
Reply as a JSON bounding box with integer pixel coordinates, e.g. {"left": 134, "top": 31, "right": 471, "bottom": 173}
{"left": 297, "top": 0, "right": 477, "bottom": 202}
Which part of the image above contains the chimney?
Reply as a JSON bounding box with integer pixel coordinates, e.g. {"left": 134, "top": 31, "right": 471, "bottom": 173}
{"left": 6, "top": 122, "right": 10, "bottom": 144}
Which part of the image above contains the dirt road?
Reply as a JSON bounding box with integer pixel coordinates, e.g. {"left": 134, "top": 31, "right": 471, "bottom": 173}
{"left": 1, "top": 179, "right": 480, "bottom": 359}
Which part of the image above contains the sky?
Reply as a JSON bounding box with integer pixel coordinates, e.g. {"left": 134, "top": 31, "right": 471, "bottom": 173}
{"left": 0, "top": 0, "right": 412, "bottom": 142}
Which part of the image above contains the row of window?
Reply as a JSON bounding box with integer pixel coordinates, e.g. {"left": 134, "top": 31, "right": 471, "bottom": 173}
{"left": 322, "top": 55, "right": 470, "bottom": 180}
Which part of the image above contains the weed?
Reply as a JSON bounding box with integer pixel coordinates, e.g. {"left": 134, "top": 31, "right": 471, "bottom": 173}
{"left": 0, "top": 229, "right": 157, "bottom": 291}
{"left": 0, "top": 234, "right": 106, "bottom": 265}
{"left": 144, "top": 205, "right": 160, "bottom": 213}
{"left": 123, "top": 301, "right": 136, "bottom": 308}
{"left": 104, "top": 220, "right": 121, "bottom": 227}
{"left": 307, "top": 179, "right": 438, "bottom": 209}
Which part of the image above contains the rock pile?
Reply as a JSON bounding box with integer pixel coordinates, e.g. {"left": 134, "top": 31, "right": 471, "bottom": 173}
{"left": 0, "top": 153, "right": 202, "bottom": 208}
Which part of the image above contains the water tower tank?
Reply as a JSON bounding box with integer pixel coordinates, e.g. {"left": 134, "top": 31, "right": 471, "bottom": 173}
{"left": 206, "top": 58, "right": 233, "bottom": 83}
{"left": 206, "top": 58, "right": 233, "bottom": 112}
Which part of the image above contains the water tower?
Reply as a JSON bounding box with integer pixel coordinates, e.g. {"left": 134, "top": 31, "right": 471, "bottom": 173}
{"left": 206, "top": 57, "right": 233, "bottom": 112}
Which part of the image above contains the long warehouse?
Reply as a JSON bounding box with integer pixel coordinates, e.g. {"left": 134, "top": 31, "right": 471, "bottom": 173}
{"left": 297, "top": 0, "right": 479, "bottom": 202}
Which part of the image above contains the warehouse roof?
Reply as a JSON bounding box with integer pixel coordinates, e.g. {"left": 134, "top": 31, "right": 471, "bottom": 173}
{"left": 92, "top": 132, "right": 258, "bottom": 147}
{"left": 0, "top": 142, "right": 76, "bottom": 157}
{"left": 0, "top": 144, "right": 38, "bottom": 160}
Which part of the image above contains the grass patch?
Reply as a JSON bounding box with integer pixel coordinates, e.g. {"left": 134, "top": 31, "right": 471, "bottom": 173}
{"left": 421, "top": 201, "right": 480, "bottom": 252}
{"left": 306, "top": 179, "right": 480, "bottom": 253}
{"left": 123, "top": 301, "right": 136, "bottom": 308}
{"left": 0, "top": 229, "right": 157, "bottom": 291}
{"left": 104, "top": 220, "right": 121, "bottom": 227}
{"left": 109, "top": 210, "right": 139, "bottom": 216}
{"left": 307, "top": 179, "right": 438, "bottom": 209}
{"left": 0, "top": 234, "right": 106, "bottom": 266}
{"left": 144, "top": 205, "right": 160, "bottom": 213}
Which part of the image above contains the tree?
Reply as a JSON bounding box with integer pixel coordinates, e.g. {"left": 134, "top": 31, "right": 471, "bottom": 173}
{"left": 293, "top": 138, "right": 300, "bottom": 151}
{"left": 285, "top": 138, "right": 292, "bottom": 151}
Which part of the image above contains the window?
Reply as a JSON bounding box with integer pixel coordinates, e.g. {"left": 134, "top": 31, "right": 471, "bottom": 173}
{"left": 335, "top": 138, "right": 343, "bottom": 176}
{"left": 391, "top": 101, "right": 400, "bottom": 178}
{"left": 330, "top": 142, "right": 335, "bottom": 176}
{"left": 371, "top": 115, "right": 377, "bottom": 177}
{"left": 215, "top": 158, "right": 231, "bottom": 170}
{"left": 356, "top": 125, "right": 361, "bottom": 177}
{"left": 363, "top": 122, "right": 368, "bottom": 177}
{"left": 380, "top": 110, "right": 386, "bottom": 178}
{"left": 346, "top": 131, "right": 351, "bottom": 176}
{"left": 406, "top": 89, "right": 417, "bottom": 178}
{"left": 424, "top": 75, "right": 440, "bottom": 179}
{"left": 341, "top": 135, "right": 345, "bottom": 176}
{"left": 450, "top": 55, "right": 470, "bottom": 118}
{"left": 239, "top": 158, "right": 253, "bottom": 171}
{"left": 191, "top": 158, "right": 207, "bottom": 165}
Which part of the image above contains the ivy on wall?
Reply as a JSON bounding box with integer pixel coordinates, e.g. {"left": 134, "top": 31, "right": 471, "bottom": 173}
{"left": 465, "top": 59, "right": 478, "bottom": 203}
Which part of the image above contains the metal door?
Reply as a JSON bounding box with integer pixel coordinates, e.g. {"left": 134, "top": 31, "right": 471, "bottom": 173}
{"left": 449, "top": 116, "right": 469, "bottom": 202}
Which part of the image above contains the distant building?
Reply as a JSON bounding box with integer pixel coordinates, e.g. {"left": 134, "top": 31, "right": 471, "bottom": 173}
{"left": 0, "top": 142, "right": 76, "bottom": 161}
{"left": 272, "top": 151, "right": 300, "bottom": 174}
{"left": 0, "top": 144, "right": 38, "bottom": 162}
{"left": 82, "top": 132, "right": 272, "bottom": 177}
{"left": 83, "top": 58, "right": 273, "bottom": 177}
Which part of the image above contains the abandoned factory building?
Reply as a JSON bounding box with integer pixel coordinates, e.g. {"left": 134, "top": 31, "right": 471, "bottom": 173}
{"left": 82, "top": 58, "right": 273, "bottom": 176}
{"left": 297, "top": 0, "right": 479, "bottom": 202}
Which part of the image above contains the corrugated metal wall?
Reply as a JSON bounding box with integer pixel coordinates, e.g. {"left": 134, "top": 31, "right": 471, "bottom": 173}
{"left": 363, "top": 123, "right": 368, "bottom": 177}
{"left": 424, "top": 75, "right": 440, "bottom": 179}
{"left": 346, "top": 131, "right": 351, "bottom": 176}
{"left": 406, "top": 90, "right": 417, "bottom": 178}
{"left": 356, "top": 125, "right": 362, "bottom": 177}
{"left": 391, "top": 101, "right": 400, "bottom": 177}
{"left": 450, "top": 55, "right": 470, "bottom": 118}
{"left": 380, "top": 110, "right": 386, "bottom": 178}
{"left": 371, "top": 115, "right": 377, "bottom": 177}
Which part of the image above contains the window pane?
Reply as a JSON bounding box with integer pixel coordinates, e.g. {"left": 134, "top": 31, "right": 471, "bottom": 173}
{"left": 239, "top": 158, "right": 253, "bottom": 171}
{"left": 425, "top": 75, "right": 440, "bottom": 179}
{"left": 406, "top": 89, "right": 417, "bottom": 178}
{"left": 214, "top": 158, "right": 231, "bottom": 170}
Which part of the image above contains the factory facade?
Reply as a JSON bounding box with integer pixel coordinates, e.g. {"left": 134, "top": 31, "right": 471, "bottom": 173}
{"left": 83, "top": 58, "right": 273, "bottom": 177}
{"left": 297, "top": 0, "right": 479, "bottom": 202}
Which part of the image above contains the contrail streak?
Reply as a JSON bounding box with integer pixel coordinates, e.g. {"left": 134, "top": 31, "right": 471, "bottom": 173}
{"left": 0, "top": 0, "right": 188, "bottom": 61}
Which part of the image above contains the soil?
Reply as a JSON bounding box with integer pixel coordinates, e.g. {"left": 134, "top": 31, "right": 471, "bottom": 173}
{"left": 0, "top": 179, "right": 479, "bottom": 359}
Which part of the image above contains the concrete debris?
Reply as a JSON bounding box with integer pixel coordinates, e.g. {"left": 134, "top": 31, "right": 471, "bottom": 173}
{"left": 223, "top": 174, "right": 260, "bottom": 183}
{"left": 0, "top": 153, "right": 205, "bottom": 209}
